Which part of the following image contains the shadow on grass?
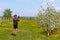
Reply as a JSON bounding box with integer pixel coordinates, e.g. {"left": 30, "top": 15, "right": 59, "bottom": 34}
{"left": 38, "top": 31, "right": 48, "bottom": 37}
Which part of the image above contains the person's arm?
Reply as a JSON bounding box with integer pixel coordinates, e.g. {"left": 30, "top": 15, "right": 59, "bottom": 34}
{"left": 17, "top": 19, "right": 20, "bottom": 21}
{"left": 17, "top": 16, "right": 20, "bottom": 21}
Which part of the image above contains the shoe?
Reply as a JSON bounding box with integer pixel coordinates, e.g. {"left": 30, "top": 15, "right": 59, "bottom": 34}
{"left": 11, "top": 34, "right": 16, "bottom": 36}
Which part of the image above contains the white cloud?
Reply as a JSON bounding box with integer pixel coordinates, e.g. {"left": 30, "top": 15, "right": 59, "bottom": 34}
{"left": 55, "top": 7, "right": 60, "bottom": 10}
{"left": 41, "top": 0, "right": 55, "bottom": 2}
{"left": 41, "top": 0, "right": 47, "bottom": 1}
{"left": 50, "top": 0, "right": 55, "bottom": 2}
{"left": 0, "top": 8, "right": 1, "bottom": 10}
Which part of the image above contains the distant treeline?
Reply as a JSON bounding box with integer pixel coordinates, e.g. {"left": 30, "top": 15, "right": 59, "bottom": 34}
{"left": 0, "top": 16, "right": 35, "bottom": 23}
{"left": 0, "top": 16, "right": 35, "bottom": 20}
{"left": 20, "top": 17, "right": 35, "bottom": 20}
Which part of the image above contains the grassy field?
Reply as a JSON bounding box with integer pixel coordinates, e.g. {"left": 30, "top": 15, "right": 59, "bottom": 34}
{"left": 0, "top": 20, "right": 60, "bottom": 40}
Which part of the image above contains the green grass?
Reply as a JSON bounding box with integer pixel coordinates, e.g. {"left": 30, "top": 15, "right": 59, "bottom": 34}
{"left": 0, "top": 20, "right": 60, "bottom": 40}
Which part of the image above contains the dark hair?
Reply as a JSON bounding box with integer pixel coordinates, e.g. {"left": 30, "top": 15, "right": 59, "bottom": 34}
{"left": 14, "top": 14, "right": 17, "bottom": 17}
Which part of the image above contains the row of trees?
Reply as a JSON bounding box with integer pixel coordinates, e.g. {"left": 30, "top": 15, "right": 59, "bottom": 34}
{"left": 36, "top": 3, "right": 60, "bottom": 36}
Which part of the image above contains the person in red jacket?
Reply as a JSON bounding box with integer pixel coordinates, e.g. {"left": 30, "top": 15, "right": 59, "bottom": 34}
{"left": 11, "top": 14, "right": 20, "bottom": 36}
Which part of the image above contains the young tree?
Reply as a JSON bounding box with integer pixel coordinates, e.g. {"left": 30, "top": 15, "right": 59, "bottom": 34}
{"left": 36, "top": 4, "right": 60, "bottom": 36}
{"left": 3, "top": 9, "right": 12, "bottom": 22}
{"left": 3, "top": 9, "right": 12, "bottom": 18}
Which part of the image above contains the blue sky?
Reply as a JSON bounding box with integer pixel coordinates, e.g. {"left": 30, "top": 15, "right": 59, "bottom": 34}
{"left": 0, "top": 0, "right": 60, "bottom": 17}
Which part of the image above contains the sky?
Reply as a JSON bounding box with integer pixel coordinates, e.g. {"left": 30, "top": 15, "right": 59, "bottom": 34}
{"left": 0, "top": 0, "right": 60, "bottom": 17}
